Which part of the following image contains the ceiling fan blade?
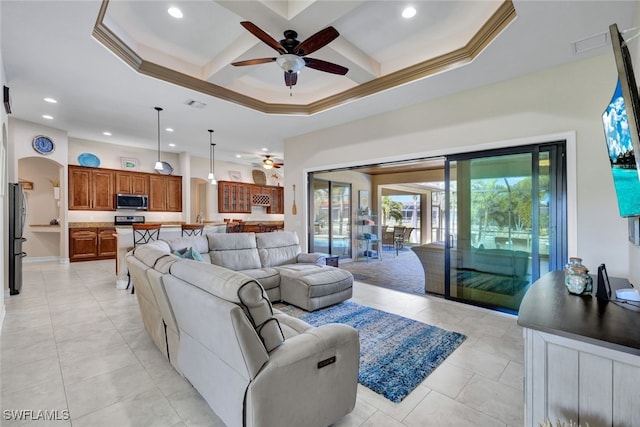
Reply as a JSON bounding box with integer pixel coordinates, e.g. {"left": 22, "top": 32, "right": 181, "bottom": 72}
{"left": 240, "top": 21, "right": 286, "bottom": 54}
{"left": 304, "top": 58, "right": 348, "bottom": 75}
{"left": 294, "top": 26, "right": 339, "bottom": 56}
{"left": 284, "top": 71, "right": 298, "bottom": 87}
{"left": 231, "top": 58, "right": 276, "bottom": 67}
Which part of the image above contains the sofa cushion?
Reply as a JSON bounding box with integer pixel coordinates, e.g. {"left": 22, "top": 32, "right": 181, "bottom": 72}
{"left": 170, "top": 260, "right": 284, "bottom": 352}
{"left": 255, "top": 231, "right": 301, "bottom": 267}
{"left": 172, "top": 246, "right": 204, "bottom": 262}
{"left": 207, "top": 233, "right": 261, "bottom": 271}
{"left": 241, "top": 267, "right": 280, "bottom": 291}
{"left": 166, "top": 236, "right": 211, "bottom": 263}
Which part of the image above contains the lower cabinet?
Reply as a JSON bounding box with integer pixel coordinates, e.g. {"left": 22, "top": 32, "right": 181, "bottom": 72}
{"left": 523, "top": 328, "right": 640, "bottom": 427}
{"left": 70, "top": 227, "right": 116, "bottom": 262}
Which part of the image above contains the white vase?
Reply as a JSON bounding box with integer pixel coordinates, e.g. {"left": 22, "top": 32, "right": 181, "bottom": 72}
{"left": 53, "top": 187, "right": 60, "bottom": 200}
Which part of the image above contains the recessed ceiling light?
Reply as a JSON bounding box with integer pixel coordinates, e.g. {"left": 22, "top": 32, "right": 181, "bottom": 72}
{"left": 42, "top": 114, "right": 53, "bottom": 120}
{"left": 235, "top": 154, "right": 242, "bottom": 158}
{"left": 168, "top": 143, "right": 176, "bottom": 147}
{"left": 103, "top": 131, "right": 112, "bottom": 136}
{"left": 44, "top": 97, "right": 57, "bottom": 104}
{"left": 261, "top": 147, "right": 269, "bottom": 152}
{"left": 168, "top": 7, "right": 183, "bottom": 19}
{"left": 165, "top": 127, "right": 174, "bottom": 132}
{"left": 402, "top": 6, "right": 416, "bottom": 19}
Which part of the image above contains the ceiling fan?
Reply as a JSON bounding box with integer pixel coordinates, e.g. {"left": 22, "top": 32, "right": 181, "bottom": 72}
{"left": 231, "top": 21, "right": 349, "bottom": 88}
{"left": 262, "top": 155, "right": 283, "bottom": 169}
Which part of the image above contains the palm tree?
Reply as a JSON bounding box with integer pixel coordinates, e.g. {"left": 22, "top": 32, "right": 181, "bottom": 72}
{"left": 381, "top": 196, "right": 403, "bottom": 225}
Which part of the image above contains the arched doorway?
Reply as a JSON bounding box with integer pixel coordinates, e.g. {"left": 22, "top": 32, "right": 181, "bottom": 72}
{"left": 18, "top": 156, "right": 64, "bottom": 262}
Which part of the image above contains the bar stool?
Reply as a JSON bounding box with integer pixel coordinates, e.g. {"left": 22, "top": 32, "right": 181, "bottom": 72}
{"left": 127, "top": 223, "right": 162, "bottom": 294}
{"left": 226, "top": 221, "right": 244, "bottom": 233}
{"left": 258, "top": 223, "right": 277, "bottom": 232}
{"left": 181, "top": 223, "right": 204, "bottom": 236}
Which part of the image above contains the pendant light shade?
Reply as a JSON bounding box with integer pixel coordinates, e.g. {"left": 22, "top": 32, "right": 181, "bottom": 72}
{"left": 208, "top": 129, "right": 216, "bottom": 185}
{"left": 154, "top": 107, "right": 163, "bottom": 170}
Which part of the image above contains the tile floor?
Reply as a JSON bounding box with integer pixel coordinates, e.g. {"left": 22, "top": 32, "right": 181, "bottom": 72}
{"left": 1, "top": 260, "right": 524, "bottom": 426}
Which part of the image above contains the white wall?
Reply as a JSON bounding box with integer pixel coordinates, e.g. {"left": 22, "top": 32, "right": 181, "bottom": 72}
{"left": 285, "top": 54, "right": 632, "bottom": 279}
{"left": 1, "top": 0, "right": 7, "bottom": 325}
{"left": 628, "top": 5, "right": 640, "bottom": 287}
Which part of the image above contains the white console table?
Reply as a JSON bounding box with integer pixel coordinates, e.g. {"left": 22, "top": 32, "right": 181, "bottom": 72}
{"left": 518, "top": 271, "right": 640, "bottom": 426}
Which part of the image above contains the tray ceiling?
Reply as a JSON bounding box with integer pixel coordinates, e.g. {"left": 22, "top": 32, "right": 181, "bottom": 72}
{"left": 94, "top": 0, "right": 516, "bottom": 115}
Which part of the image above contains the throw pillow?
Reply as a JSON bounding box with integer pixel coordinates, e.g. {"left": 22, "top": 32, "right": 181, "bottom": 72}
{"left": 172, "top": 246, "right": 204, "bottom": 262}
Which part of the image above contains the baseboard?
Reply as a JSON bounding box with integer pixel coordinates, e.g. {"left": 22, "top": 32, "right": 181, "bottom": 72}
{"left": 0, "top": 294, "right": 6, "bottom": 334}
{"left": 23, "top": 256, "right": 62, "bottom": 264}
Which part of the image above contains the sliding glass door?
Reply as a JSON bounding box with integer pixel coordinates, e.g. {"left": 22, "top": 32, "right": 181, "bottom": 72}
{"left": 445, "top": 143, "right": 566, "bottom": 313}
{"left": 309, "top": 177, "right": 351, "bottom": 257}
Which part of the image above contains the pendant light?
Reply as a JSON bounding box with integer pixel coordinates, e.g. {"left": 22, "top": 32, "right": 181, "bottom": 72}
{"left": 208, "top": 129, "right": 217, "bottom": 185}
{"left": 154, "top": 107, "right": 164, "bottom": 170}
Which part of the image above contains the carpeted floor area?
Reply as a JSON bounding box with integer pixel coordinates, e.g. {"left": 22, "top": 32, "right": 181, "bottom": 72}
{"left": 340, "top": 247, "right": 425, "bottom": 295}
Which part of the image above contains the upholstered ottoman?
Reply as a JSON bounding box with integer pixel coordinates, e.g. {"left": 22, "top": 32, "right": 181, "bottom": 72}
{"left": 276, "top": 264, "right": 353, "bottom": 311}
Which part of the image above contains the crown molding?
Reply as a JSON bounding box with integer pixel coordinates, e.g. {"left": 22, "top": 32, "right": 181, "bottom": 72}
{"left": 93, "top": 0, "right": 516, "bottom": 115}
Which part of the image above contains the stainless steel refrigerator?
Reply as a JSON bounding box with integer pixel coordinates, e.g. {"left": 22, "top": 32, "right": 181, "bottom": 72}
{"left": 9, "top": 182, "right": 27, "bottom": 295}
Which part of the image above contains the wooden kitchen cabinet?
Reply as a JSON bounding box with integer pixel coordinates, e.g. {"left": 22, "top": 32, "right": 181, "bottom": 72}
{"left": 218, "top": 181, "right": 252, "bottom": 213}
{"left": 115, "top": 171, "right": 148, "bottom": 195}
{"left": 266, "top": 186, "right": 284, "bottom": 214}
{"left": 149, "top": 175, "right": 182, "bottom": 212}
{"left": 69, "top": 165, "right": 180, "bottom": 212}
{"left": 69, "top": 228, "right": 98, "bottom": 261}
{"left": 218, "top": 181, "right": 283, "bottom": 214}
{"left": 68, "top": 165, "right": 115, "bottom": 210}
{"left": 97, "top": 227, "right": 117, "bottom": 258}
{"left": 69, "top": 227, "right": 117, "bottom": 262}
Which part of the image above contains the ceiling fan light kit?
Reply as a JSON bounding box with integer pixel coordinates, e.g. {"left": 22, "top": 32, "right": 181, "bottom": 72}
{"left": 233, "top": 21, "right": 348, "bottom": 89}
{"left": 262, "top": 154, "right": 283, "bottom": 170}
{"left": 276, "top": 54, "right": 305, "bottom": 74}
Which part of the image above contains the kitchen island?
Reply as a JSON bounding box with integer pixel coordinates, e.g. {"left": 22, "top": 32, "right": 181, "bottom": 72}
{"left": 517, "top": 270, "right": 640, "bottom": 426}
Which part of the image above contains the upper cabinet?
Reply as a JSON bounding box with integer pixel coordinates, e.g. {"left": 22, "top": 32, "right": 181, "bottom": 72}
{"left": 69, "top": 165, "right": 181, "bottom": 212}
{"left": 217, "top": 181, "right": 283, "bottom": 214}
{"left": 218, "top": 181, "right": 252, "bottom": 213}
{"left": 115, "top": 171, "right": 149, "bottom": 195}
{"left": 149, "top": 175, "right": 182, "bottom": 212}
{"left": 69, "top": 165, "right": 115, "bottom": 210}
{"left": 266, "top": 186, "right": 284, "bottom": 214}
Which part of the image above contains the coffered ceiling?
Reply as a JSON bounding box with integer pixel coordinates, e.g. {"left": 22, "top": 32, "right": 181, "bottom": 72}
{"left": 1, "top": 1, "right": 638, "bottom": 165}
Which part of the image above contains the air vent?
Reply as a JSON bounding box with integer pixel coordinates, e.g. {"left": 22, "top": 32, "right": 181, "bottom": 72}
{"left": 572, "top": 32, "right": 608, "bottom": 55}
{"left": 185, "top": 99, "right": 207, "bottom": 109}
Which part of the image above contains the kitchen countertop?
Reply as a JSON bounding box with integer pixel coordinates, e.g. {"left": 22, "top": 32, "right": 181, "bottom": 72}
{"left": 70, "top": 221, "right": 193, "bottom": 228}
{"left": 69, "top": 221, "right": 283, "bottom": 228}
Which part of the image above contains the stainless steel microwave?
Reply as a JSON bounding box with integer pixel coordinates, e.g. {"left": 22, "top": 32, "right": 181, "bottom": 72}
{"left": 116, "top": 194, "right": 148, "bottom": 210}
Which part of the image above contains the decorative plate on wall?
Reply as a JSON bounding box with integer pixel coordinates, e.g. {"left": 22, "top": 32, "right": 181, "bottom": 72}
{"left": 252, "top": 169, "right": 266, "bottom": 185}
{"left": 32, "top": 135, "right": 55, "bottom": 155}
{"left": 78, "top": 153, "right": 100, "bottom": 167}
{"left": 156, "top": 161, "right": 173, "bottom": 175}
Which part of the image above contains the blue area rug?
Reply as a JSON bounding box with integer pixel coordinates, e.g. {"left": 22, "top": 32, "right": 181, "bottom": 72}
{"left": 279, "top": 301, "right": 466, "bottom": 403}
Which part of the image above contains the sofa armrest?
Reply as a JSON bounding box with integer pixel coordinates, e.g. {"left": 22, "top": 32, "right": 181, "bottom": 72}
{"left": 268, "top": 323, "right": 358, "bottom": 366}
{"left": 296, "top": 252, "right": 326, "bottom": 265}
{"left": 245, "top": 323, "right": 359, "bottom": 427}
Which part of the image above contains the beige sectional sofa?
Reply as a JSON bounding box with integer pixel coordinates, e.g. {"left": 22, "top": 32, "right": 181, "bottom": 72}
{"left": 125, "top": 232, "right": 359, "bottom": 427}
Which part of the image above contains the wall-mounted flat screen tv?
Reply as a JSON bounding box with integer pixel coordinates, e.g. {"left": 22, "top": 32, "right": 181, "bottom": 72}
{"left": 602, "top": 24, "right": 640, "bottom": 217}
